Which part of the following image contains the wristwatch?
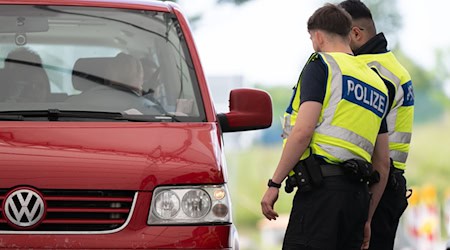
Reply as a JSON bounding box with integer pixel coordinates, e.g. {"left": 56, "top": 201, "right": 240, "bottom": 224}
{"left": 267, "top": 179, "right": 281, "bottom": 188}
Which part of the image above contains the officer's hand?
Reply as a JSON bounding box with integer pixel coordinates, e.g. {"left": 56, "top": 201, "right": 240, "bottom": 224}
{"left": 361, "top": 221, "right": 371, "bottom": 250}
{"left": 261, "top": 187, "right": 279, "bottom": 220}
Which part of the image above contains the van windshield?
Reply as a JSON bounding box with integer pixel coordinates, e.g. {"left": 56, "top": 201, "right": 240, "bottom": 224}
{"left": 0, "top": 5, "right": 205, "bottom": 122}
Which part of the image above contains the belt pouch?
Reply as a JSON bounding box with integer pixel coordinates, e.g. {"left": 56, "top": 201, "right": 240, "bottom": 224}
{"left": 304, "top": 154, "right": 323, "bottom": 186}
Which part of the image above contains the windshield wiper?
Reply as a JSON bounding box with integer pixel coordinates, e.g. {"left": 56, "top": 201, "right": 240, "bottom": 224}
{"left": 0, "top": 114, "right": 24, "bottom": 121}
{"left": 0, "top": 109, "right": 121, "bottom": 121}
{"left": 0, "top": 109, "right": 179, "bottom": 122}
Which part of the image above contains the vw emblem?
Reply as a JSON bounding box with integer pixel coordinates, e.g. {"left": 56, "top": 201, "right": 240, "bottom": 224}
{"left": 2, "top": 188, "right": 46, "bottom": 229}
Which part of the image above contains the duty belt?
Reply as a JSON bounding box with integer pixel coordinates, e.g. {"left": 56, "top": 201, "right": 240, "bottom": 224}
{"left": 320, "top": 164, "right": 346, "bottom": 177}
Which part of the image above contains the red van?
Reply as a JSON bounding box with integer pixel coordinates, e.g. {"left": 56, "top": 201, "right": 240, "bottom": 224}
{"left": 0, "top": 0, "right": 272, "bottom": 248}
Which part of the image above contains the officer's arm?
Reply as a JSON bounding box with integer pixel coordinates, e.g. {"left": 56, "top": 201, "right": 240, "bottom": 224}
{"left": 271, "top": 101, "right": 322, "bottom": 184}
{"left": 368, "top": 132, "right": 390, "bottom": 222}
{"left": 261, "top": 101, "right": 321, "bottom": 220}
{"left": 362, "top": 132, "right": 389, "bottom": 248}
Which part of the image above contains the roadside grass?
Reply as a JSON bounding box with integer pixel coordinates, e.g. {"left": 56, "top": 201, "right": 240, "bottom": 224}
{"left": 225, "top": 144, "right": 293, "bottom": 249}
{"left": 406, "top": 113, "right": 450, "bottom": 195}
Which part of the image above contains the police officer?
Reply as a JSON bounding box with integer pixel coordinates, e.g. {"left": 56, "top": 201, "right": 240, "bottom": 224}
{"left": 338, "top": 1, "right": 414, "bottom": 249}
{"left": 260, "top": 3, "right": 391, "bottom": 250}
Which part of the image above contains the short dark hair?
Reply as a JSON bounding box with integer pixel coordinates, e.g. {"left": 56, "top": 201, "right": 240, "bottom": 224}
{"left": 338, "top": 0, "right": 372, "bottom": 20}
{"left": 307, "top": 3, "right": 352, "bottom": 37}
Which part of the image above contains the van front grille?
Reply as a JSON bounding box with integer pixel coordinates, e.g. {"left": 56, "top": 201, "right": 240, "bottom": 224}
{"left": 0, "top": 189, "right": 136, "bottom": 232}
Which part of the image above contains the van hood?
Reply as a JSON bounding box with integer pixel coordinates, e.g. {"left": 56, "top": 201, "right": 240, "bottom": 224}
{"left": 0, "top": 122, "right": 225, "bottom": 191}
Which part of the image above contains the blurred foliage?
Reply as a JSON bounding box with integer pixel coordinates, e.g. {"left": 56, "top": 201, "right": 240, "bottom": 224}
{"left": 434, "top": 48, "right": 450, "bottom": 81}
{"left": 364, "top": 0, "right": 402, "bottom": 43}
{"left": 433, "top": 48, "right": 450, "bottom": 107}
{"left": 393, "top": 48, "right": 434, "bottom": 90}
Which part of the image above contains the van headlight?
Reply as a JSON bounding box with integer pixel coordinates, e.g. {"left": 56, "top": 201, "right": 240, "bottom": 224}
{"left": 148, "top": 185, "right": 231, "bottom": 225}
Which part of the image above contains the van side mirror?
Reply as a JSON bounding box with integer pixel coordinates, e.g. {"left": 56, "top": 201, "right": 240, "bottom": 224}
{"left": 218, "top": 88, "right": 272, "bottom": 133}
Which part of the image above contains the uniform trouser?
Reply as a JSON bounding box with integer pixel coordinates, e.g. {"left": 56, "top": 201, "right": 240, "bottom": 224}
{"left": 369, "top": 169, "right": 408, "bottom": 250}
{"left": 282, "top": 175, "right": 370, "bottom": 250}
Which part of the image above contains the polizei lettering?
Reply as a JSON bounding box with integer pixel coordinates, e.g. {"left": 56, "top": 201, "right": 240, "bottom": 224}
{"left": 347, "top": 80, "right": 385, "bottom": 113}
{"left": 342, "top": 76, "right": 387, "bottom": 118}
{"left": 401, "top": 80, "right": 414, "bottom": 106}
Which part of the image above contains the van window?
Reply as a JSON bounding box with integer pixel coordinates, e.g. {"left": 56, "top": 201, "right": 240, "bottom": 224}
{"left": 0, "top": 5, "right": 205, "bottom": 121}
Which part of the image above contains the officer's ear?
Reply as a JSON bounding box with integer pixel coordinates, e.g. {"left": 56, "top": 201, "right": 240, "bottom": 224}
{"left": 313, "top": 30, "right": 325, "bottom": 47}
{"left": 351, "top": 26, "right": 364, "bottom": 42}
{"left": 309, "top": 30, "right": 323, "bottom": 52}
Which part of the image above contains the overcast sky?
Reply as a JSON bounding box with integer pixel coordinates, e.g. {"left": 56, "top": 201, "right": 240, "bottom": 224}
{"left": 176, "top": 0, "right": 450, "bottom": 86}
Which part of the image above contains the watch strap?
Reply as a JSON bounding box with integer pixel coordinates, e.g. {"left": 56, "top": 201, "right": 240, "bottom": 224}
{"left": 268, "top": 179, "right": 281, "bottom": 188}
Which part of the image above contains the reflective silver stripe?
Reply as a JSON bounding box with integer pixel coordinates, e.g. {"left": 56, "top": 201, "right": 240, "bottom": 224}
{"left": 389, "top": 131, "right": 412, "bottom": 144}
{"left": 367, "top": 61, "right": 401, "bottom": 128}
{"left": 316, "top": 125, "right": 374, "bottom": 155}
{"left": 390, "top": 150, "right": 408, "bottom": 163}
{"left": 387, "top": 109, "right": 398, "bottom": 135}
{"left": 317, "top": 143, "right": 365, "bottom": 161}
{"left": 282, "top": 114, "right": 293, "bottom": 139}
{"left": 386, "top": 93, "right": 399, "bottom": 134}
{"left": 315, "top": 53, "right": 374, "bottom": 157}
{"left": 320, "top": 53, "right": 342, "bottom": 119}
{"left": 367, "top": 61, "right": 401, "bottom": 89}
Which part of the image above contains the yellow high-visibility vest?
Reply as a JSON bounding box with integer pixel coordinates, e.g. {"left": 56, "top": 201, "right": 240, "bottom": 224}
{"left": 358, "top": 52, "right": 414, "bottom": 170}
{"left": 283, "top": 52, "right": 388, "bottom": 164}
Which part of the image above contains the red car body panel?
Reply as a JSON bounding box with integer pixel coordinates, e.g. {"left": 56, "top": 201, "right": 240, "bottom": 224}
{"left": 0, "top": 122, "right": 224, "bottom": 191}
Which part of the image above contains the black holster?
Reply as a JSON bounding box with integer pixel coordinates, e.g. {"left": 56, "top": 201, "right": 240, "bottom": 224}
{"left": 284, "top": 154, "right": 323, "bottom": 193}
{"left": 341, "top": 159, "right": 379, "bottom": 185}
{"left": 386, "top": 158, "right": 404, "bottom": 189}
